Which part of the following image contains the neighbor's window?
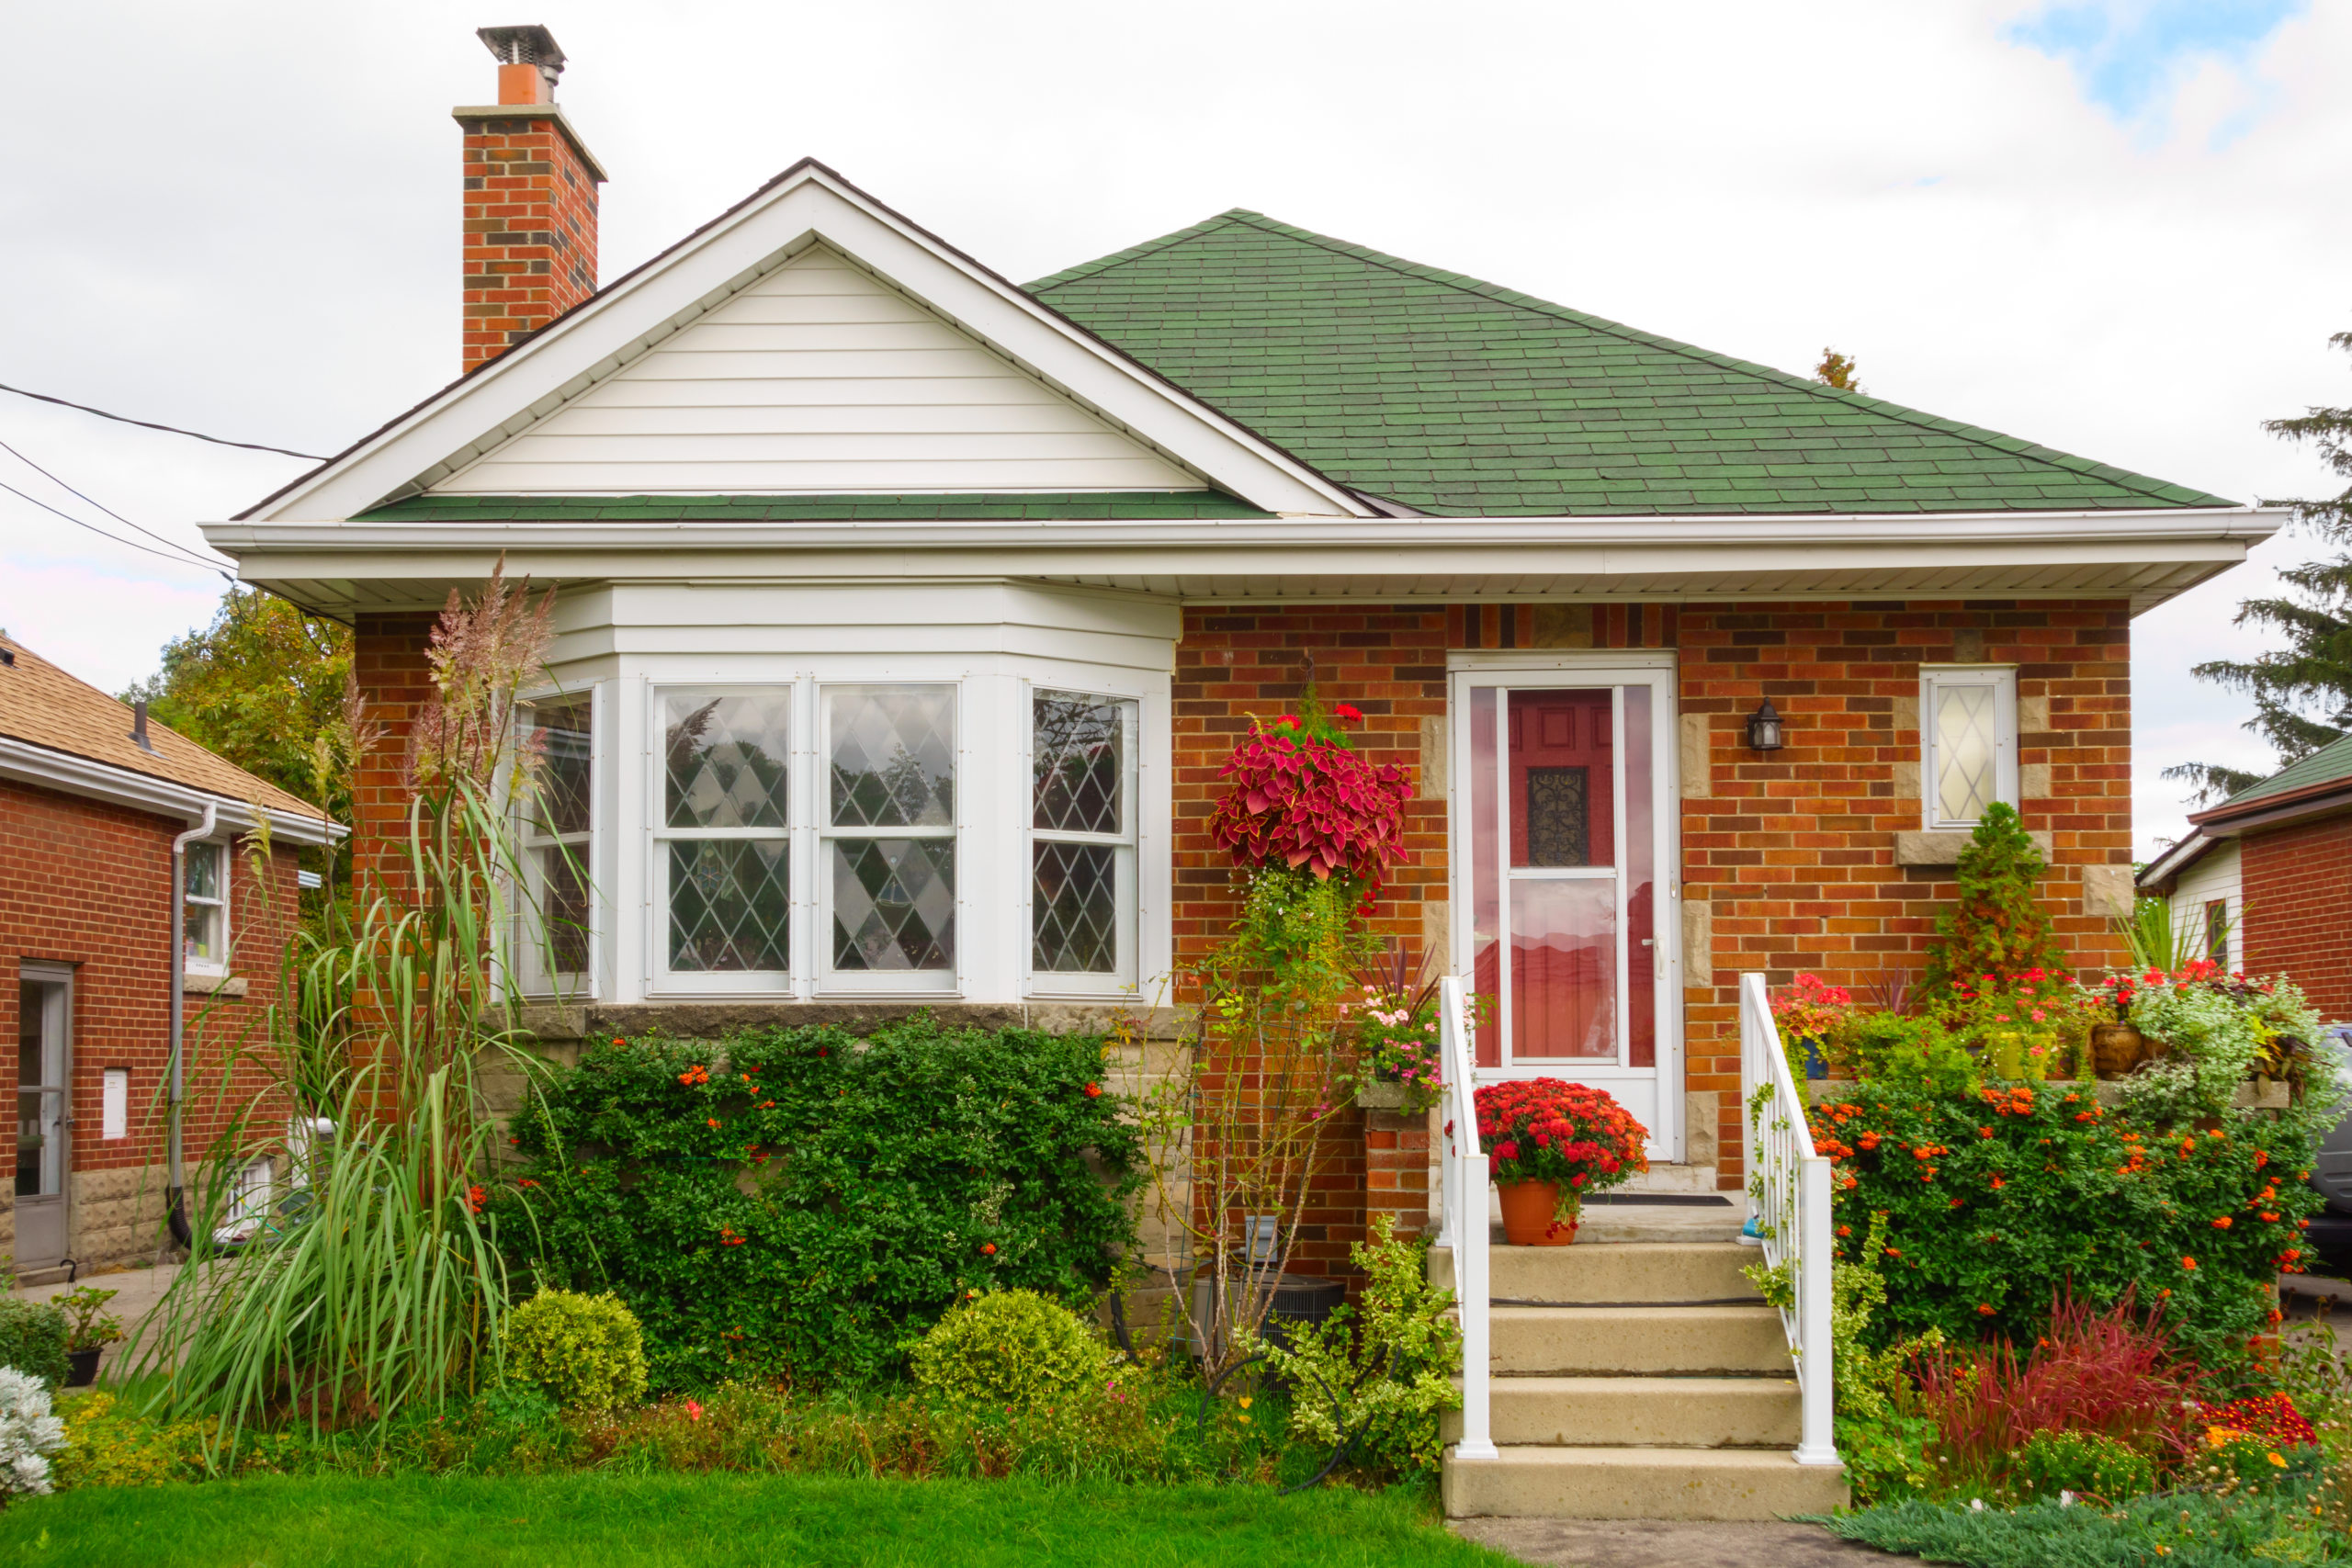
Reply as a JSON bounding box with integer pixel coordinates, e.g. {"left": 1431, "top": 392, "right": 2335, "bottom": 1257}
{"left": 1029, "top": 689, "right": 1137, "bottom": 989}
{"left": 519, "top": 692, "right": 594, "bottom": 980}
{"left": 1920, "top": 667, "right": 2018, "bottom": 829}
{"left": 822, "top": 685, "right": 956, "bottom": 986}
{"left": 2202, "top": 898, "right": 2231, "bottom": 964}
{"left": 657, "top": 688, "right": 792, "bottom": 979}
{"left": 183, "top": 840, "right": 227, "bottom": 971}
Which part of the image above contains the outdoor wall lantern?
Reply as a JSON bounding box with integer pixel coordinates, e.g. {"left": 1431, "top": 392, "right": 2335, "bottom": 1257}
{"left": 1746, "top": 699, "right": 1786, "bottom": 752}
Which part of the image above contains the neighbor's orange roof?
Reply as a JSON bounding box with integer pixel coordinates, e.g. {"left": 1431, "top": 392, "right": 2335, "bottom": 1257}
{"left": 0, "top": 630, "right": 330, "bottom": 823}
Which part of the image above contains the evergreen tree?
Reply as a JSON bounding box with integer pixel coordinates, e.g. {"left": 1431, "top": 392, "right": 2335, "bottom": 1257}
{"left": 2167, "top": 328, "right": 2352, "bottom": 803}
{"left": 1919, "top": 804, "right": 2070, "bottom": 1003}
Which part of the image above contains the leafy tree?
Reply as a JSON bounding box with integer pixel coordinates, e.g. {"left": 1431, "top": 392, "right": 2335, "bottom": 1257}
{"left": 1814, "top": 347, "right": 1863, "bottom": 392}
{"left": 1918, "top": 804, "right": 2069, "bottom": 1004}
{"left": 2167, "top": 328, "right": 2352, "bottom": 803}
{"left": 124, "top": 586, "right": 351, "bottom": 825}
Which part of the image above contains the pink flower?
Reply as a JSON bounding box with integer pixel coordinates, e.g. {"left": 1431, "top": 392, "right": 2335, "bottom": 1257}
{"left": 685, "top": 1400, "right": 704, "bottom": 1421}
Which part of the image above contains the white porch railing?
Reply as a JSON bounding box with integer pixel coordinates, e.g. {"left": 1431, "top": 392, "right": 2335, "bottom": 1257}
{"left": 1739, "top": 971, "right": 1838, "bottom": 1466}
{"left": 1435, "top": 973, "right": 1497, "bottom": 1461}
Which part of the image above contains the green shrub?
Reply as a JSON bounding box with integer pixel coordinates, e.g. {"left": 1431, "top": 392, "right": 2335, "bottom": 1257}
{"left": 52, "top": 1392, "right": 210, "bottom": 1488}
{"left": 2008, "top": 1427, "right": 2155, "bottom": 1504}
{"left": 1814, "top": 1080, "right": 2324, "bottom": 1367}
{"left": 1254, "top": 1217, "right": 1463, "bottom": 1481}
{"left": 0, "top": 1297, "right": 70, "bottom": 1390}
{"left": 910, "top": 1290, "right": 1112, "bottom": 1416}
{"left": 1849, "top": 1013, "right": 1977, "bottom": 1094}
{"left": 501, "top": 1290, "right": 649, "bottom": 1413}
{"left": 505, "top": 1019, "right": 1142, "bottom": 1390}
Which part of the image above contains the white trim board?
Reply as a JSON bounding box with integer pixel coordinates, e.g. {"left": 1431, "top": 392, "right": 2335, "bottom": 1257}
{"left": 0, "top": 736, "right": 343, "bottom": 845}
{"left": 243, "top": 162, "right": 1370, "bottom": 524}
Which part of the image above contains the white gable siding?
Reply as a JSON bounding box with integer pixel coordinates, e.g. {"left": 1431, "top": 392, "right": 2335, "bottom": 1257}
{"left": 2167, "top": 840, "right": 2243, "bottom": 970}
{"left": 432, "top": 247, "right": 1204, "bottom": 497}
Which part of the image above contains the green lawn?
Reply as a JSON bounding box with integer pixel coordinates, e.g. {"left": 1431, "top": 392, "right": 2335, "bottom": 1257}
{"left": 0, "top": 1472, "right": 1511, "bottom": 1567}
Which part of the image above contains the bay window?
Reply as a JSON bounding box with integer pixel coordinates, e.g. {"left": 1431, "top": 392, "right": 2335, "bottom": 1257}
{"left": 656, "top": 687, "right": 792, "bottom": 984}
{"left": 518, "top": 692, "right": 594, "bottom": 986}
{"left": 822, "top": 685, "right": 957, "bottom": 988}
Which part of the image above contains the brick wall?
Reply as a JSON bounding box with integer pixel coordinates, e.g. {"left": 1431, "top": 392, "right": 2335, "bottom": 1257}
{"left": 0, "top": 778, "right": 299, "bottom": 1270}
{"left": 458, "top": 110, "right": 601, "bottom": 373}
{"left": 351, "top": 614, "right": 438, "bottom": 897}
{"left": 2241, "top": 816, "right": 2352, "bottom": 1019}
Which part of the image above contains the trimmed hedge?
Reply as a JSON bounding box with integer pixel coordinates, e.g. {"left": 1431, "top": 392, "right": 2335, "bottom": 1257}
{"left": 1815, "top": 1080, "right": 2324, "bottom": 1366}
{"left": 503, "top": 1019, "right": 1140, "bottom": 1391}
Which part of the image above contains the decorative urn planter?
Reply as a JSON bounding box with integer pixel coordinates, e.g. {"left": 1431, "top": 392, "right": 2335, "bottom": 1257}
{"left": 2090, "top": 1021, "right": 2146, "bottom": 1079}
{"left": 1497, "top": 1181, "right": 1580, "bottom": 1247}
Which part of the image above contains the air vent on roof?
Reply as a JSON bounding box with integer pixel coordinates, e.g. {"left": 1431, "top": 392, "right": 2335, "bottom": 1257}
{"left": 0, "top": 648, "right": 13, "bottom": 667}
{"left": 130, "top": 698, "right": 158, "bottom": 755}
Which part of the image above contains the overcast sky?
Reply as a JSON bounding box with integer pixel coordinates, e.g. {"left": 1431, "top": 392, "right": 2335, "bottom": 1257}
{"left": 3, "top": 0, "right": 2346, "bottom": 855}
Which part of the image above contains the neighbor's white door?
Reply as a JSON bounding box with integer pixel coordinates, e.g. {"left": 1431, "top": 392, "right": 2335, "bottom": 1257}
{"left": 15, "top": 971, "right": 72, "bottom": 1270}
{"left": 1450, "top": 662, "right": 1680, "bottom": 1161}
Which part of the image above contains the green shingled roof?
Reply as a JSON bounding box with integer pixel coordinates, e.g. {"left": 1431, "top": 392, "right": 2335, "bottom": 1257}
{"left": 1028, "top": 210, "right": 2237, "bottom": 518}
{"left": 357, "top": 491, "right": 1275, "bottom": 523}
{"left": 2218, "top": 733, "right": 2352, "bottom": 809}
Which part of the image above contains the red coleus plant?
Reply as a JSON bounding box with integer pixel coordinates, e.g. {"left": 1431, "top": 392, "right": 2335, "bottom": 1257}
{"left": 1473, "top": 1077, "right": 1649, "bottom": 1203}
{"left": 1207, "top": 698, "right": 1412, "bottom": 883}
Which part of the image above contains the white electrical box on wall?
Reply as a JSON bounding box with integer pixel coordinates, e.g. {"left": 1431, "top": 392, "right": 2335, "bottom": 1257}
{"left": 102, "top": 1069, "right": 128, "bottom": 1141}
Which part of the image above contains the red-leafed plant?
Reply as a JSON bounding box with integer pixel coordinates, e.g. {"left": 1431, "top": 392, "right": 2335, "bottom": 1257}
{"left": 1909, "top": 1291, "right": 2212, "bottom": 1489}
{"left": 1473, "top": 1078, "right": 1649, "bottom": 1211}
{"left": 1207, "top": 694, "right": 1411, "bottom": 885}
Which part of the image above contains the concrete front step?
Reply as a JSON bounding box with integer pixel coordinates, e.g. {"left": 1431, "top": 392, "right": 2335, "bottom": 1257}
{"left": 1490, "top": 1303, "right": 1792, "bottom": 1376}
{"left": 1444, "top": 1444, "right": 1849, "bottom": 1520}
{"left": 1432, "top": 1241, "right": 1762, "bottom": 1305}
{"left": 1442, "top": 1375, "right": 1803, "bottom": 1449}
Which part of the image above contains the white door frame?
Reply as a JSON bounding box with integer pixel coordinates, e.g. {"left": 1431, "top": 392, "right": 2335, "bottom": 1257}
{"left": 1446, "top": 650, "right": 1683, "bottom": 1163}
{"left": 16, "top": 963, "right": 74, "bottom": 1270}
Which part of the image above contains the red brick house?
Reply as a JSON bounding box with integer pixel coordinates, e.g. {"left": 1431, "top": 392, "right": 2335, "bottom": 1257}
{"left": 2140, "top": 732, "right": 2352, "bottom": 1019}
{"left": 203, "top": 34, "right": 2273, "bottom": 1274}
{"left": 1, "top": 633, "right": 336, "bottom": 1280}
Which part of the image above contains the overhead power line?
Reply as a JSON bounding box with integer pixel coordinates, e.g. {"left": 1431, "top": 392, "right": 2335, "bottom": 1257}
{"left": 0, "top": 380, "right": 328, "bottom": 461}
{"left": 0, "top": 477, "right": 232, "bottom": 579}
{"left": 0, "top": 434, "right": 232, "bottom": 572}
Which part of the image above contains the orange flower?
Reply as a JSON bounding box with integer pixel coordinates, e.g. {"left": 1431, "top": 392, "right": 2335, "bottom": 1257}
{"left": 980, "top": 1243, "right": 997, "bottom": 1255}
{"left": 2181, "top": 1256, "right": 2198, "bottom": 1270}
{"left": 707, "top": 1118, "right": 720, "bottom": 1130}
{"left": 1977, "top": 1303, "right": 1996, "bottom": 1316}
{"left": 1083, "top": 1083, "right": 1103, "bottom": 1099}
{"left": 2212, "top": 1216, "right": 2233, "bottom": 1229}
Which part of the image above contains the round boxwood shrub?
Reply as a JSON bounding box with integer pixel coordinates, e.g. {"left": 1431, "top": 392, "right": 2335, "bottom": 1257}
{"left": 501, "top": 1290, "right": 648, "bottom": 1413}
{"left": 0, "top": 1298, "right": 70, "bottom": 1391}
{"left": 910, "top": 1289, "right": 1110, "bottom": 1414}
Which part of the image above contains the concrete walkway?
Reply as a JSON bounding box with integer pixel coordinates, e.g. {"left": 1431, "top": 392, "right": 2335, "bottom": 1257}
{"left": 17, "top": 1261, "right": 182, "bottom": 1380}
{"left": 1454, "top": 1518, "right": 1896, "bottom": 1565}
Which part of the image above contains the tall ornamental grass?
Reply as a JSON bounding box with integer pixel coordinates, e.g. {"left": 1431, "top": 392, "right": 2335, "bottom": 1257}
{"left": 135, "top": 563, "right": 571, "bottom": 1449}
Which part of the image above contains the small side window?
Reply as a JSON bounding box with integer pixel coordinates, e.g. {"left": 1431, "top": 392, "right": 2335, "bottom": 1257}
{"left": 518, "top": 692, "right": 594, "bottom": 985}
{"left": 1919, "top": 667, "right": 2018, "bottom": 829}
{"left": 184, "top": 840, "right": 228, "bottom": 971}
{"left": 2201, "top": 898, "right": 2231, "bottom": 964}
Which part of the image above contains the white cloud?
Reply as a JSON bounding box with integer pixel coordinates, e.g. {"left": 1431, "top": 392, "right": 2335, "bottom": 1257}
{"left": 2, "top": 0, "right": 2346, "bottom": 859}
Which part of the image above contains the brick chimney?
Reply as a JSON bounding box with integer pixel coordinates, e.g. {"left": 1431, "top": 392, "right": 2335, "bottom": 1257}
{"left": 456, "top": 26, "right": 606, "bottom": 374}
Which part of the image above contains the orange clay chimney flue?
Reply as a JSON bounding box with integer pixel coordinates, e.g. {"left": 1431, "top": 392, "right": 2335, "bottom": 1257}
{"left": 457, "top": 26, "right": 606, "bottom": 374}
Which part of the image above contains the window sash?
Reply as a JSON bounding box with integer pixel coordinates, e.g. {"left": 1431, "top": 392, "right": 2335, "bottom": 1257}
{"left": 515, "top": 691, "right": 597, "bottom": 987}
{"left": 653, "top": 686, "right": 793, "bottom": 984}
{"left": 1026, "top": 688, "right": 1138, "bottom": 992}
{"left": 183, "top": 842, "right": 227, "bottom": 969}
{"left": 1920, "top": 669, "right": 2017, "bottom": 829}
{"left": 818, "top": 684, "right": 959, "bottom": 990}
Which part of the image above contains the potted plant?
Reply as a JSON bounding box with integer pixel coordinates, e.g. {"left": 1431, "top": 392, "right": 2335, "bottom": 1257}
{"left": 57, "top": 1285, "right": 123, "bottom": 1386}
{"left": 1474, "top": 1078, "right": 1649, "bottom": 1246}
{"left": 2085, "top": 971, "right": 2149, "bottom": 1078}
{"left": 1341, "top": 944, "right": 1449, "bottom": 1113}
{"left": 1770, "top": 974, "right": 1855, "bottom": 1080}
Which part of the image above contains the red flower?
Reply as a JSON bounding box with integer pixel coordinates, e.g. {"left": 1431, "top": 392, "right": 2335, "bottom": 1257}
{"left": 517, "top": 1179, "right": 539, "bottom": 1190}
{"left": 1083, "top": 1082, "right": 1103, "bottom": 1099}
{"left": 467, "top": 1185, "right": 486, "bottom": 1214}
{"left": 1333, "top": 704, "right": 1363, "bottom": 722}
{"left": 1977, "top": 1303, "right": 1996, "bottom": 1316}
{"left": 980, "top": 1243, "right": 997, "bottom": 1255}
{"left": 707, "top": 1118, "right": 721, "bottom": 1130}
{"left": 817, "top": 1046, "right": 830, "bottom": 1057}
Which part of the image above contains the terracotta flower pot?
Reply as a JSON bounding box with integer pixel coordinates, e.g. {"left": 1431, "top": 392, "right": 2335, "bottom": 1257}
{"left": 1498, "top": 1180, "right": 1580, "bottom": 1247}
{"left": 2091, "top": 1022, "right": 2145, "bottom": 1079}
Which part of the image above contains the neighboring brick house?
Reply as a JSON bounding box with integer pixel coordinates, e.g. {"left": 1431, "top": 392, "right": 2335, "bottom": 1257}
{"left": 1, "top": 633, "right": 337, "bottom": 1280}
{"left": 2140, "top": 733, "right": 2352, "bottom": 1020}
{"left": 203, "top": 34, "right": 2271, "bottom": 1276}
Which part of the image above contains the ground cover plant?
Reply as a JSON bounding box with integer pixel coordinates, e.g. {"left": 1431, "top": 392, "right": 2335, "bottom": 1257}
{"left": 504, "top": 1020, "right": 1140, "bottom": 1391}
{"left": 0, "top": 1472, "right": 1512, "bottom": 1568}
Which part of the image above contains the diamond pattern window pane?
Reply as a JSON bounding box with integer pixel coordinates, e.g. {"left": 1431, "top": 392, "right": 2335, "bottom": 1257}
{"left": 1034, "top": 693, "right": 1127, "bottom": 834}
{"left": 665, "top": 692, "right": 790, "bottom": 829}
{"left": 831, "top": 839, "right": 955, "bottom": 971}
{"left": 1934, "top": 684, "right": 1998, "bottom": 823}
{"left": 830, "top": 689, "right": 955, "bottom": 829}
{"left": 525, "top": 695, "right": 594, "bottom": 839}
{"left": 669, "top": 840, "right": 790, "bottom": 972}
{"left": 537, "top": 846, "right": 590, "bottom": 973}
{"left": 1034, "top": 841, "right": 1118, "bottom": 973}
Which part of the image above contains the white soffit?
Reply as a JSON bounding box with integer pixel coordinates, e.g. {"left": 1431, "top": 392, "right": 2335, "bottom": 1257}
{"left": 250, "top": 165, "right": 1367, "bottom": 522}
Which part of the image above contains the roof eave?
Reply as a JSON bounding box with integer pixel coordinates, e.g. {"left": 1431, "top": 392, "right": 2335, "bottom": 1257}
{"left": 0, "top": 736, "right": 343, "bottom": 845}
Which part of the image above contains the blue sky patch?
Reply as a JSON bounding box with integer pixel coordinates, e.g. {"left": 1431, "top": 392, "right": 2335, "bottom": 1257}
{"left": 2007, "top": 1, "right": 2304, "bottom": 118}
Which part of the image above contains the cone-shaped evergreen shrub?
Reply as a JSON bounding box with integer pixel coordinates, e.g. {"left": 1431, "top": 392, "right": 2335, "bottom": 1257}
{"left": 1919, "top": 803, "right": 2070, "bottom": 1006}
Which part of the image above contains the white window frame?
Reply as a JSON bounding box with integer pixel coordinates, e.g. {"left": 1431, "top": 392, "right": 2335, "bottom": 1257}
{"left": 648, "top": 684, "right": 796, "bottom": 996}
{"left": 1023, "top": 683, "right": 1140, "bottom": 998}
{"left": 1919, "top": 665, "right": 2018, "bottom": 829}
{"left": 817, "top": 681, "right": 962, "bottom": 996}
{"left": 182, "top": 839, "right": 229, "bottom": 976}
{"left": 515, "top": 684, "right": 599, "bottom": 997}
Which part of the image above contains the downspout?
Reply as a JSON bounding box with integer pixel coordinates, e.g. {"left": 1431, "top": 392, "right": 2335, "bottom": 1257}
{"left": 168, "top": 800, "right": 217, "bottom": 1250}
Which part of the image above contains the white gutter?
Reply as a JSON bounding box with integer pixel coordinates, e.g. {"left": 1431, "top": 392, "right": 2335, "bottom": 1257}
{"left": 0, "top": 736, "right": 343, "bottom": 846}
{"left": 203, "top": 505, "right": 2283, "bottom": 555}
